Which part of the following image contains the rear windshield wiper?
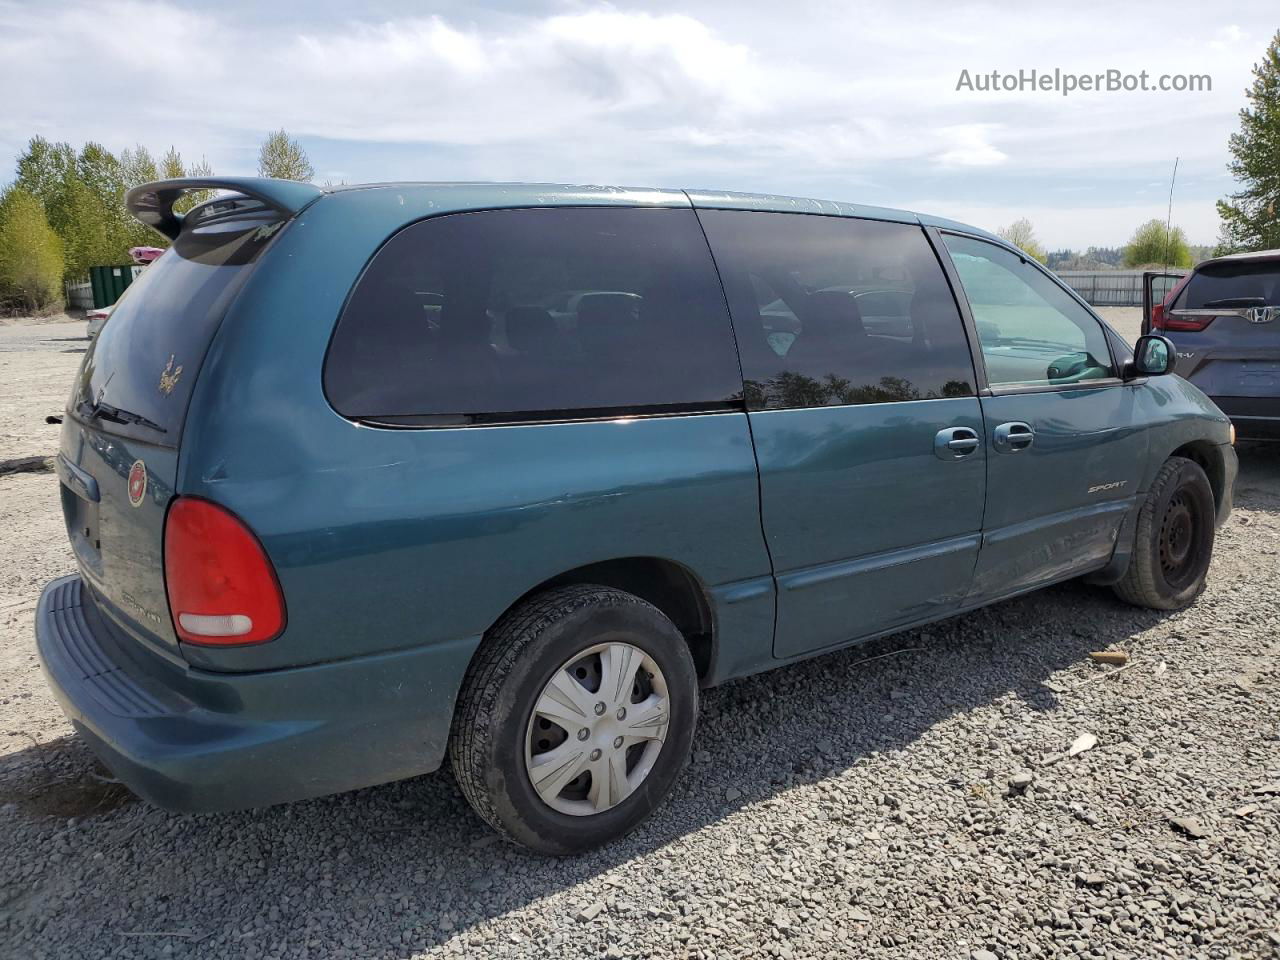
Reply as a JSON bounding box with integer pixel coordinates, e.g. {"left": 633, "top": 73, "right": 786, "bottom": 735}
{"left": 77, "top": 399, "right": 167, "bottom": 435}
{"left": 1201, "top": 297, "right": 1267, "bottom": 308}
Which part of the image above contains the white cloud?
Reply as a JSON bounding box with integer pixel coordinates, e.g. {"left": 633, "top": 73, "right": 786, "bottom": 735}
{"left": 934, "top": 124, "right": 1008, "bottom": 167}
{"left": 0, "top": 0, "right": 1270, "bottom": 248}
{"left": 1209, "top": 24, "right": 1246, "bottom": 49}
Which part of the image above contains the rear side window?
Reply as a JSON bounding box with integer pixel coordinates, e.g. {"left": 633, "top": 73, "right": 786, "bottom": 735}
{"left": 325, "top": 207, "right": 743, "bottom": 424}
{"left": 697, "top": 210, "right": 976, "bottom": 410}
{"left": 1176, "top": 261, "right": 1280, "bottom": 308}
{"left": 72, "top": 199, "right": 285, "bottom": 446}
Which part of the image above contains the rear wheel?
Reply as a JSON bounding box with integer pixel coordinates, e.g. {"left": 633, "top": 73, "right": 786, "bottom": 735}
{"left": 449, "top": 585, "right": 698, "bottom": 854}
{"left": 1113, "top": 456, "right": 1215, "bottom": 610}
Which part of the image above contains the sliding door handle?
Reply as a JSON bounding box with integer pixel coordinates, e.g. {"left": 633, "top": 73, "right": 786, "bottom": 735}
{"left": 993, "top": 421, "right": 1035, "bottom": 453}
{"left": 934, "top": 426, "right": 980, "bottom": 460}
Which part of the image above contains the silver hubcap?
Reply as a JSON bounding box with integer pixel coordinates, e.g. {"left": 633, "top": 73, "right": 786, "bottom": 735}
{"left": 524, "top": 642, "right": 669, "bottom": 816}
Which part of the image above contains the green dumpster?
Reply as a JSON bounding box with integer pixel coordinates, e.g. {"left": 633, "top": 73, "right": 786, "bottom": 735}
{"left": 88, "top": 264, "right": 142, "bottom": 309}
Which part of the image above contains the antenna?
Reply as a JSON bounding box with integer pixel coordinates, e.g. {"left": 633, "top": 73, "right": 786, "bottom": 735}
{"left": 1163, "top": 156, "right": 1179, "bottom": 268}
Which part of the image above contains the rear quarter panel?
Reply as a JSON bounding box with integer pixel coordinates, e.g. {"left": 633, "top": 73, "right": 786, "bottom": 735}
{"left": 178, "top": 188, "right": 774, "bottom": 671}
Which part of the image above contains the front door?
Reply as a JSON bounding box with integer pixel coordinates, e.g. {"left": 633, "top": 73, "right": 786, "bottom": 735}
{"left": 939, "top": 233, "right": 1149, "bottom": 601}
{"left": 696, "top": 207, "right": 986, "bottom": 659}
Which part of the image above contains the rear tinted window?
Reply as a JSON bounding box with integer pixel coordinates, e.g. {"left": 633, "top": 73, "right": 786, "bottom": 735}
{"left": 1177, "top": 261, "right": 1280, "bottom": 308}
{"left": 697, "top": 210, "right": 976, "bottom": 409}
{"left": 72, "top": 201, "right": 284, "bottom": 446}
{"left": 324, "top": 207, "right": 743, "bottom": 424}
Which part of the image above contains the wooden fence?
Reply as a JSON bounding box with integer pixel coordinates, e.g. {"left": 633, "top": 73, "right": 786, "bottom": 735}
{"left": 1055, "top": 270, "right": 1187, "bottom": 307}
{"left": 65, "top": 282, "right": 94, "bottom": 310}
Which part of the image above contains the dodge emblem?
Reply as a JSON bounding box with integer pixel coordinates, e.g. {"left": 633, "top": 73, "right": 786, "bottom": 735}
{"left": 127, "top": 460, "right": 147, "bottom": 508}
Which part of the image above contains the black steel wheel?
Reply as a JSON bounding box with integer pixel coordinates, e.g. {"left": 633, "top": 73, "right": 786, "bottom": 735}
{"left": 1114, "top": 457, "right": 1216, "bottom": 610}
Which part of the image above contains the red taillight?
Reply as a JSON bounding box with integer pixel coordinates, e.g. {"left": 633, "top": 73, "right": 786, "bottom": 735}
{"left": 1152, "top": 274, "right": 1200, "bottom": 331}
{"left": 164, "top": 497, "right": 285, "bottom": 646}
{"left": 1158, "top": 311, "right": 1215, "bottom": 332}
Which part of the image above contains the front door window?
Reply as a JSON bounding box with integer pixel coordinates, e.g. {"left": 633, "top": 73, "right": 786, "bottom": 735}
{"left": 943, "top": 234, "right": 1115, "bottom": 388}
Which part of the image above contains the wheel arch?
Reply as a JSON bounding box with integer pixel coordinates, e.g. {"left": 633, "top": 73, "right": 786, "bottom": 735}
{"left": 1168, "top": 439, "right": 1228, "bottom": 516}
{"left": 490, "top": 556, "right": 716, "bottom": 680}
{"left": 1089, "top": 439, "right": 1229, "bottom": 588}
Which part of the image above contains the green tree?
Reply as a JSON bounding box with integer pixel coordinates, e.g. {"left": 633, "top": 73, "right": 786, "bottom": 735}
{"left": 119, "top": 144, "right": 159, "bottom": 189}
{"left": 76, "top": 142, "right": 124, "bottom": 204}
{"left": 257, "top": 129, "right": 314, "bottom": 181}
{"left": 160, "top": 147, "right": 216, "bottom": 213}
{"left": 1123, "top": 218, "right": 1192, "bottom": 268}
{"left": 1187, "top": 243, "right": 1214, "bottom": 265}
{"left": 1217, "top": 30, "right": 1280, "bottom": 252}
{"left": 10, "top": 137, "right": 219, "bottom": 276}
{"left": 15, "top": 137, "right": 79, "bottom": 238}
{"left": 58, "top": 178, "right": 116, "bottom": 281}
{"left": 15, "top": 137, "right": 129, "bottom": 277}
{"left": 997, "top": 218, "right": 1048, "bottom": 264}
{"left": 0, "top": 187, "right": 65, "bottom": 312}
{"left": 118, "top": 145, "right": 167, "bottom": 249}
{"left": 77, "top": 142, "right": 134, "bottom": 258}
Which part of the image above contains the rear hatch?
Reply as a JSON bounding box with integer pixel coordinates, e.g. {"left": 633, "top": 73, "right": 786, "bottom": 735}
{"left": 58, "top": 191, "right": 293, "bottom": 655}
{"left": 1165, "top": 257, "right": 1280, "bottom": 400}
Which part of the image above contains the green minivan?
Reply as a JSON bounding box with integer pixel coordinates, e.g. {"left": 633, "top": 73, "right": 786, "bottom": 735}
{"left": 37, "top": 178, "right": 1235, "bottom": 852}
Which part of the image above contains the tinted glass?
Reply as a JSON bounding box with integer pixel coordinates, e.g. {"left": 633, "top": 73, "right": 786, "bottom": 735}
{"left": 698, "top": 210, "right": 975, "bottom": 409}
{"left": 325, "top": 207, "right": 743, "bottom": 422}
{"left": 1176, "top": 261, "right": 1280, "bottom": 308}
{"left": 72, "top": 200, "right": 284, "bottom": 446}
{"left": 943, "top": 234, "right": 1115, "bottom": 387}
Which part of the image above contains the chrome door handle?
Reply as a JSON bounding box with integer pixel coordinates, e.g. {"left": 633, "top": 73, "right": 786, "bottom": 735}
{"left": 993, "top": 421, "right": 1035, "bottom": 453}
{"left": 934, "top": 426, "right": 980, "bottom": 460}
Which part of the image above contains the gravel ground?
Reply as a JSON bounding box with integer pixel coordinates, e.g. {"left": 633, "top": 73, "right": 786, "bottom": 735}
{"left": 1, "top": 310, "right": 1278, "bottom": 959}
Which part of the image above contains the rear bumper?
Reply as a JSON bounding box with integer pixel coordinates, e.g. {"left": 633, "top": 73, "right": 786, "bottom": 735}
{"left": 36, "top": 575, "right": 479, "bottom": 813}
{"left": 1210, "top": 396, "right": 1280, "bottom": 440}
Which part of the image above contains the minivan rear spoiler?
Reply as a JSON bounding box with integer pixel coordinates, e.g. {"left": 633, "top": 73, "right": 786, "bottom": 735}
{"left": 126, "top": 177, "right": 324, "bottom": 241}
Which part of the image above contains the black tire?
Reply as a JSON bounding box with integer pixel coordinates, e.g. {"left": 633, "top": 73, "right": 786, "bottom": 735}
{"left": 1113, "top": 456, "right": 1216, "bottom": 610}
{"left": 448, "top": 584, "right": 698, "bottom": 854}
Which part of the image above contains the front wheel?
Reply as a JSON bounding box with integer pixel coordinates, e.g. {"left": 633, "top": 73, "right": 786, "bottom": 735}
{"left": 449, "top": 585, "right": 698, "bottom": 854}
{"left": 1113, "top": 456, "right": 1216, "bottom": 610}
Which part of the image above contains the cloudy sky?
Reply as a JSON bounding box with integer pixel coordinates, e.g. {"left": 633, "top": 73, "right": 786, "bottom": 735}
{"left": 1, "top": 0, "right": 1275, "bottom": 248}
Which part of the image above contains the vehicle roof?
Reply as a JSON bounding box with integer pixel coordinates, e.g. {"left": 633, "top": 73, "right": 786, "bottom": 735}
{"left": 320, "top": 180, "right": 1004, "bottom": 243}
{"left": 133, "top": 176, "right": 1006, "bottom": 247}
{"left": 1195, "top": 248, "right": 1280, "bottom": 269}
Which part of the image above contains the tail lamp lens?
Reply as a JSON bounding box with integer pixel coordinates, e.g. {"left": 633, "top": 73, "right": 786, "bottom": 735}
{"left": 1158, "top": 312, "right": 1215, "bottom": 332}
{"left": 164, "top": 497, "right": 285, "bottom": 646}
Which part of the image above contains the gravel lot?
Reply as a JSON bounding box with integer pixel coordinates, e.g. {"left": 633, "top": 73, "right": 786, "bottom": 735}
{"left": 1, "top": 310, "right": 1277, "bottom": 959}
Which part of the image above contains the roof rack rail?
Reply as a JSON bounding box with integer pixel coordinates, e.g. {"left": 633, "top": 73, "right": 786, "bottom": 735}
{"left": 125, "top": 177, "right": 324, "bottom": 240}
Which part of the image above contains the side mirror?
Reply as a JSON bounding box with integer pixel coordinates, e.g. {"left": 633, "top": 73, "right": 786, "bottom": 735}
{"left": 1128, "top": 334, "right": 1176, "bottom": 378}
